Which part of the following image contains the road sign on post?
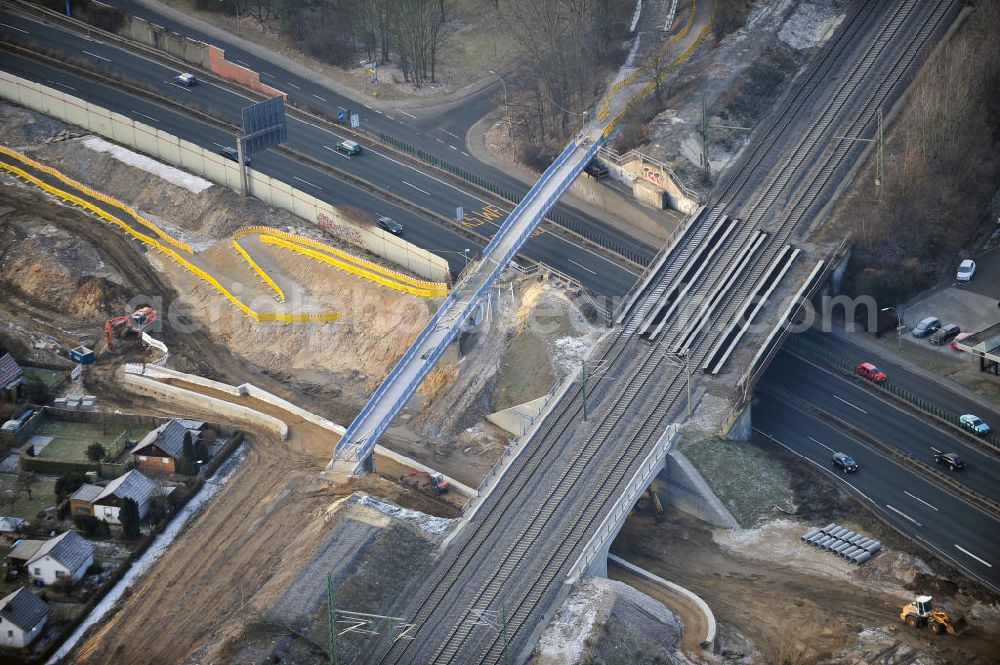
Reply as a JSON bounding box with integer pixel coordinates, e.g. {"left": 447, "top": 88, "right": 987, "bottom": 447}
{"left": 237, "top": 96, "right": 287, "bottom": 196}
{"left": 350, "top": 113, "right": 360, "bottom": 129}
{"left": 456, "top": 206, "right": 464, "bottom": 221}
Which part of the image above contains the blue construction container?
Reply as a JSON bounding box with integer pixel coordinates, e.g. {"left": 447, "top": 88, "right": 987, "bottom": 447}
{"left": 70, "top": 345, "right": 95, "bottom": 365}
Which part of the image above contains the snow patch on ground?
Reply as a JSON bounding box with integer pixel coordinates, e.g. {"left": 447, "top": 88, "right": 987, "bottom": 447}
{"left": 552, "top": 336, "right": 592, "bottom": 375}
{"left": 779, "top": 1, "right": 845, "bottom": 51}
{"left": 83, "top": 137, "right": 213, "bottom": 194}
{"left": 535, "top": 578, "right": 602, "bottom": 665}
{"left": 353, "top": 493, "right": 453, "bottom": 535}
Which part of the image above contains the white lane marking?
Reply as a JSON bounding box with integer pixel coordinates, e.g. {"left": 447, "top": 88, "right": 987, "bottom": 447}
{"left": 386, "top": 115, "right": 395, "bottom": 121}
{"left": 442, "top": 129, "right": 462, "bottom": 141}
{"left": 363, "top": 146, "right": 640, "bottom": 277}
{"left": 235, "top": 59, "right": 250, "bottom": 66}
{"left": 833, "top": 395, "right": 868, "bottom": 414}
{"left": 47, "top": 80, "right": 77, "bottom": 91}
{"left": 569, "top": 259, "right": 597, "bottom": 275}
{"left": 885, "top": 504, "right": 922, "bottom": 527}
{"left": 402, "top": 180, "right": 431, "bottom": 196}
{"left": 133, "top": 111, "right": 159, "bottom": 123}
{"left": 287, "top": 82, "right": 301, "bottom": 90}
{"left": 435, "top": 137, "right": 445, "bottom": 144}
{"left": 753, "top": 428, "right": 873, "bottom": 501}
{"left": 375, "top": 109, "right": 384, "bottom": 115}
{"left": 165, "top": 81, "right": 193, "bottom": 92}
{"left": 807, "top": 435, "right": 836, "bottom": 453}
{"left": 398, "top": 110, "right": 417, "bottom": 119}
{"left": 955, "top": 544, "right": 992, "bottom": 567}
{"left": 904, "top": 491, "right": 938, "bottom": 511}
{"left": 1, "top": 22, "right": 29, "bottom": 34}
{"left": 82, "top": 50, "right": 110, "bottom": 62}
{"left": 450, "top": 145, "right": 458, "bottom": 150}
{"left": 313, "top": 94, "right": 327, "bottom": 102}
{"left": 293, "top": 176, "right": 321, "bottom": 189}
{"left": 261, "top": 71, "right": 275, "bottom": 78}
{"left": 322, "top": 145, "right": 349, "bottom": 159}
{"left": 930, "top": 446, "right": 943, "bottom": 453}
{"left": 462, "top": 151, "right": 471, "bottom": 157}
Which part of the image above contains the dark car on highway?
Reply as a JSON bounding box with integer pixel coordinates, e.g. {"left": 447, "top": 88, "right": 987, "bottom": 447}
{"left": 377, "top": 216, "right": 404, "bottom": 235}
{"left": 930, "top": 323, "right": 961, "bottom": 346}
{"left": 219, "top": 147, "right": 250, "bottom": 165}
{"left": 933, "top": 452, "right": 965, "bottom": 470}
{"left": 832, "top": 452, "right": 859, "bottom": 473}
{"left": 912, "top": 316, "right": 941, "bottom": 338}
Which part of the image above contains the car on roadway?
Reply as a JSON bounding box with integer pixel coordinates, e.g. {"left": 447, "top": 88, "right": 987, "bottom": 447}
{"left": 219, "top": 147, "right": 250, "bottom": 165}
{"left": 933, "top": 452, "right": 965, "bottom": 470}
{"left": 911, "top": 316, "right": 941, "bottom": 338}
{"left": 959, "top": 414, "right": 991, "bottom": 435}
{"left": 855, "top": 362, "right": 886, "bottom": 382}
{"left": 336, "top": 139, "right": 362, "bottom": 156}
{"left": 831, "top": 452, "right": 859, "bottom": 473}
{"left": 377, "top": 216, "right": 404, "bottom": 235}
{"left": 929, "top": 323, "right": 961, "bottom": 346}
{"left": 951, "top": 332, "right": 972, "bottom": 350}
{"left": 956, "top": 259, "right": 976, "bottom": 282}
{"left": 585, "top": 159, "right": 608, "bottom": 179}
{"left": 173, "top": 72, "right": 198, "bottom": 86}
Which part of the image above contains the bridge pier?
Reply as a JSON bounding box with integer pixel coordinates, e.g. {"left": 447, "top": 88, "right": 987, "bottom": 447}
{"left": 725, "top": 402, "right": 752, "bottom": 441}
{"left": 657, "top": 450, "right": 739, "bottom": 528}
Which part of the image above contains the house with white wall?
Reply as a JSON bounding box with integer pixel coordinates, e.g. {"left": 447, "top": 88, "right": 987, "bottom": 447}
{"left": 91, "top": 470, "right": 156, "bottom": 525}
{"left": 26, "top": 531, "right": 93, "bottom": 587}
{"left": 0, "top": 588, "right": 48, "bottom": 648}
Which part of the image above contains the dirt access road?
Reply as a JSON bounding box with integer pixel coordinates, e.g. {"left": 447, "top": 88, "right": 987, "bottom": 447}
{"left": 612, "top": 511, "right": 1000, "bottom": 665}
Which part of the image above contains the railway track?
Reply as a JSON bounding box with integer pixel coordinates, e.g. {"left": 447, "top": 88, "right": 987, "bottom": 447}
{"left": 368, "top": 1, "right": 958, "bottom": 662}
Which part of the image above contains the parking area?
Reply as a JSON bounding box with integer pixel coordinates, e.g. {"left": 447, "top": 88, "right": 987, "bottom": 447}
{"left": 903, "top": 285, "right": 1000, "bottom": 354}
{"left": 963, "top": 244, "right": 1000, "bottom": 300}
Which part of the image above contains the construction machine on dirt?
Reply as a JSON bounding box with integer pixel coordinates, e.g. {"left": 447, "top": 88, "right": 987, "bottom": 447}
{"left": 400, "top": 471, "right": 449, "bottom": 497}
{"left": 105, "top": 306, "right": 158, "bottom": 349}
{"left": 900, "top": 595, "right": 965, "bottom": 635}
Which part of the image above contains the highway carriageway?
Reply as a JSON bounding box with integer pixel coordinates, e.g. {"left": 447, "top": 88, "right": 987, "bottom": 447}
{"left": 763, "top": 350, "right": 1000, "bottom": 507}
{"left": 100, "top": 0, "right": 652, "bottom": 265}
{"left": 0, "top": 6, "right": 649, "bottom": 295}
{"left": 753, "top": 396, "right": 1000, "bottom": 593}
{"left": 802, "top": 329, "right": 1000, "bottom": 429}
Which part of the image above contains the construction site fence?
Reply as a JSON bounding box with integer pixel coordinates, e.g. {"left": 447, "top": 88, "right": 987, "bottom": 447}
{"left": 234, "top": 226, "right": 448, "bottom": 298}
{"left": 377, "top": 131, "right": 652, "bottom": 267}
{"left": 0, "top": 153, "right": 339, "bottom": 323}
{"left": 0, "top": 71, "right": 449, "bottom": 283}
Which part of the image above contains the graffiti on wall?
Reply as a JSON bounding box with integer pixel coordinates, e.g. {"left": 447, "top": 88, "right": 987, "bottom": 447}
{"left": 318, "top": 212, "right": 364, "bottom": 247}
{"left": 641, "top": 164, "right": 663, "bottom": 188}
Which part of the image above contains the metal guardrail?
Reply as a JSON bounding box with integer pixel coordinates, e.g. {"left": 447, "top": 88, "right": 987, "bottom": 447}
{"left": 566, "top": 424, "right": 678, "bottom": 583}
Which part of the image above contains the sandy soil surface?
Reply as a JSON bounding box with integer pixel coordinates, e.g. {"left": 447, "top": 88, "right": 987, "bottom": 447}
{"left": 613, "top": 511, "right": 1000, "bottom": 665}
{"left": 609, "top": 564, "right": 711, "bottom": 661}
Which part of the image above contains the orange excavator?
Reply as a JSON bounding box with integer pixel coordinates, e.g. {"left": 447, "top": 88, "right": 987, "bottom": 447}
{"left": 105, "top": 306, "right": 158, "bottom": 348}
{"left": 400, "top": 471, "right": 449, "bottom": 496}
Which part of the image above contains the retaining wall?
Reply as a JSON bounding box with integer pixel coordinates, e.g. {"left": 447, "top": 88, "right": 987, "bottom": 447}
{"left": 658, "top": 450, "right": 739, "bottom": 528}
{"left": 122, "top": 373, "right": 289, "bottom": 440}
{"left": 0, "top": 71, "right": 449, "bottom": 282}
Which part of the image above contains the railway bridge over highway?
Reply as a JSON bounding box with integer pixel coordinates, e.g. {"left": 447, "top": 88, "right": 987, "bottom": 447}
{"left": 332, "top": 0, "right": 962, "bottom": 662}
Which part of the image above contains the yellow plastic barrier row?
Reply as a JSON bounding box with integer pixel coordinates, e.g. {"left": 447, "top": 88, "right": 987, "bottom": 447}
{"left": 233, "top": 225, "right": 448, "bottom": 293}
{"left": 231, "top": 239, "right": 286, "bottom": 302}
{"left": 0, "top": 159, "right": 339, "bottom": 323}
{"left": 597, "top": 0, "right": 700, "bottom": 122}
{"left": 259, "top": 235, "right": 446, "bottom": 298}
{"left": 0, "top": 145, "right": 194, "bottom": 255}
{"left": 603, "top": 21, "right": 713, "bottom": 138}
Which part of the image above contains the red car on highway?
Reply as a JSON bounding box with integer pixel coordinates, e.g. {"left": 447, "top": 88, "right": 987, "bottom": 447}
{"left": 855, "top": 362, "right": 887, "bottom": 382}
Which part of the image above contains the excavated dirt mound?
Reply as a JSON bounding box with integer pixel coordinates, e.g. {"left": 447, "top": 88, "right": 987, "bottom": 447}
{"left": 0, "top": 183, "right": 131, "bottom": 322}
{"left": 613, "top": 511, "right": 1000, "bottom": 665}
